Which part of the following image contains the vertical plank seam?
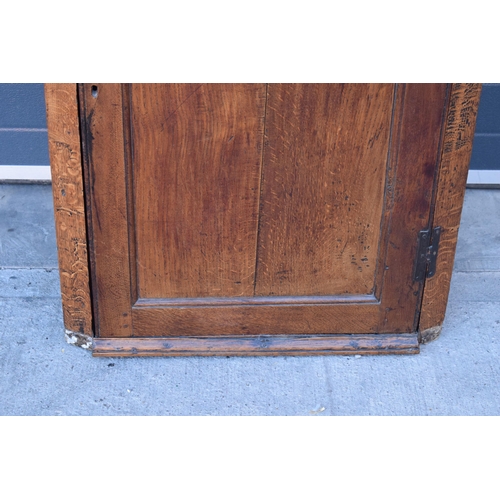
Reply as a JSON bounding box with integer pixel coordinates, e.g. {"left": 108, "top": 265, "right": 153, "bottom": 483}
{"left": 372, "top": 83, "right": 400, "bottom": 302}
{"left": 253, "top": 83, "right": 269, "bottom": 295}
{"left": 122, "top": 84, "right": 139, "bottom": 314}
{"left": 374, "top": 84, "right": 407, "bottom": 331}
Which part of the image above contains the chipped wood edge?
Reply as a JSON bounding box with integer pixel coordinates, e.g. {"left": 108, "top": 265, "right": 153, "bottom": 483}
{"left": 418, "top": 325, "right": 442, "bottom": 344}
{"left": 45, "top": 84, "right": 94, "bottom": 337}
{"left": 419, "top": 84, "right": 482, "bottom": 333}
{"left": 92, "top": 334, "right": 420, "bottom": 357}
{"left": 65, "top": 330, "right": 93, "bottom": 350}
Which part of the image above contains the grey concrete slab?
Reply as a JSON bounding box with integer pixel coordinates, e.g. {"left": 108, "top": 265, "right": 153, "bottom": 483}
{"left": 0, "top": 184, "right": 58, "bottom": 267}
{"left": 0, "top": 186, "right": 499, "bottom": 415}
{"left": 454, "top": 189, "right": 500, "bottom": 272}
{"left": 448, "top": 271, "right": 500, "bottom": 303}
{"left": 0, "top": 268, "right": 60, "bottom": 298}
{"left": 0, "top": 289, "right": 499, "bottom": 415}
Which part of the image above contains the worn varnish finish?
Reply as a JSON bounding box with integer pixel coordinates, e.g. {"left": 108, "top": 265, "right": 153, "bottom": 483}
{"left": 92, "top": 333, "right": 420, "bottom": 357}
{"left": 255, "top": 84, "right": 394, "bottom": 296}
{"left": 48, "top": 83, "right": 479, "bottom": 356}
{"left": 45, "top": 84, "right": 92, "bottom": 336}
{"left": 79, "top": 84, "right": 133, "bottom": 338}
{"left": 131, "top": 84, "right": 266, "bottom": 298}
{"left": 132, "top": 302, "right": 380, "bottom": 336}
{"left": 418, "top": 83, "right": 482, "bottom": 334}
{"left": 377, "top": 84, "right": 449, "bottom": 333}
{"left": 78, "top": 83, "right": 452, "bottom": 343}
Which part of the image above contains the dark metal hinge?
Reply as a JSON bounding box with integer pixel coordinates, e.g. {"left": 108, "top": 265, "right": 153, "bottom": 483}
{"left": 414, "top": 226, "right": 441, "bottom": 282}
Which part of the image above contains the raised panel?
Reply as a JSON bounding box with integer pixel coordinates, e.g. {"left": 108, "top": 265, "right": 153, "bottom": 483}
{"left": 255, "top": 84, "right": 394, "bottom": 296}
{"left": 131, "top": 84, "right": 266, "bottom": 299}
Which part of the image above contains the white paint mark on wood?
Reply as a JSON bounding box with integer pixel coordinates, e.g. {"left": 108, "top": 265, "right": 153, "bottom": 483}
{"left": 65, "top": 329, "right": 93, "bottom": 350}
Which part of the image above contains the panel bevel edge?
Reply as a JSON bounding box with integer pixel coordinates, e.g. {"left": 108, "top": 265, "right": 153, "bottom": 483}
{"left": 372, "top": 83, "right": 404, "bottom": 302}
{"left": 418, "top": 84, "right": 482, "bottom": 334}
{"left": 134, "top": 294, "right": 378, "bottom": 308}
{"left": 121, "top": 83, "right": 139, "bottom": 305}
{"left": 45, "top": 83, "right": 94, "bottom": 337}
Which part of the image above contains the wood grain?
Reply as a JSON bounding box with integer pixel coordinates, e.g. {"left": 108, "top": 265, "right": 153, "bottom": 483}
{"left": 255, "top": 84, "right": 394, "bottom": 296}
{"left": 377, "top": 84, "right": 449, "bottom": 333}
{"left": 419, "top": 84, "right": 482, "bottom": 332}
{"left": 79, "top": 84, "right": 133, "bottom": 338}
{"left": 131, "top": 84, "right": 266, "bottom": 298}
{"left": 81, "top": 84, "right": 452, "bottom": 345}
{"left": 131, "top": 302, "right": 380, "bottom": 336}
{"left": 45, "top": 84, "right": 93, "bottom": 336}
{"left": 135, "top": 293, "right": 376, "bottom": 307}
{"left": 92, "top": 333, "right": 419, "bottom": 357}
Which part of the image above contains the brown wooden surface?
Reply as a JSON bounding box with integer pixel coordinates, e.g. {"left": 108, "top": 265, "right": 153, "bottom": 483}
{"left": 81, "top": 84, "right": 450, "bottom": 341}
{"left": 45, "top": 84, "right": 93, "bottom": 336}
{"left": 79, "top": 84, "right": 133, "bottom": 338}
{"left": 131, "top": 302, "right": 380, "bottom": 336}
{"left": 377, "top": 84, "right": 450, "bottom": 333}
{"left": 255, "top": 83, "right": 394, "bottom": 296}
{"left": 131, "top": 84, "right": 266, "bottom": 298}
{"left": 92, "top": 333, "right": 419, "bottom": 357}
{"left": 419, "top": 83, "right": 482, "bottom": 332}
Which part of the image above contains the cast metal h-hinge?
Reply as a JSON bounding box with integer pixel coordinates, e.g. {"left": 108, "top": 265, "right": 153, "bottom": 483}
{"left": 414, "top": 227, "right": 441, "bottom": 282}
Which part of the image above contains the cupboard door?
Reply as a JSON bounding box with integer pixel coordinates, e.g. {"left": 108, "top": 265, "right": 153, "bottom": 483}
{"left": 80, "top": 83, "right": 448, "bottom": 338}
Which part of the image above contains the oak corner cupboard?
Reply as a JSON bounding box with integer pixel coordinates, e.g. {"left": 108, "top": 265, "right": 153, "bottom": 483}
{"left": 45, "top": 83, "right": 481, "bottom": 357}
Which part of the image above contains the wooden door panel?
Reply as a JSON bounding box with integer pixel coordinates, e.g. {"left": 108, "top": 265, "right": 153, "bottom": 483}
{"left": 376, "top": 83, "right": 449, "bottom": 332}
{"left": 131, "top": 301, "right": 380, "bottom": 336}
{"left": 80, "top": 83, "right": 133, "bottom": 338}
{"left": 255, "top": 84, "right": 394, "bottom": 296}
{"left": 80, "top": 83, "right": 449, "bottom": 339}
{"left": 131, "top": 84, "right": 266, "bottom": 298}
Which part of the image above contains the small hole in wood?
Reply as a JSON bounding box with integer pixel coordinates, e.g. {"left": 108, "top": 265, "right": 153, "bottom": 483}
{"left": 91, "top": 85, "right": 98, "bottom": 98}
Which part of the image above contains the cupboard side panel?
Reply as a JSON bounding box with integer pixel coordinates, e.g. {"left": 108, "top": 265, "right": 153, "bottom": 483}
{"left": 378, "top": 84, "right": 450, "bottom": 333}
{"left": 419, "top": 84, "right": 482, "bottom": 333}
{"left": 45, "top": 83, "right": 93, "bottom": 336}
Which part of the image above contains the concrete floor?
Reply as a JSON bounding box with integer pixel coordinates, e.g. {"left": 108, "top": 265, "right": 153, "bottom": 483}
{"left": 0, "top": 184, "right": 499, "bottom": 415}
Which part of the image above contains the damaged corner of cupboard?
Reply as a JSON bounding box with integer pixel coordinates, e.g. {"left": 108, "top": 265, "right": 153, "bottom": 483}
{"left": 45, "top": 84, "right": 481, "bottom": 357}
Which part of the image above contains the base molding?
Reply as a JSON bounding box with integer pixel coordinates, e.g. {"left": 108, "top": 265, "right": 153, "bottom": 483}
{"left": 92, "top": 333, "right": 420, "bottom": 357}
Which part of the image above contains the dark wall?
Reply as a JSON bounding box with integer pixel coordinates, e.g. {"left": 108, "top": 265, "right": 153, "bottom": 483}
{"left": 469, "top": 83, "right": 500, "bottom": 171}
{"left": 0, "top": 84, "right": 49, "bottom": 165}
{"left": 0, "top": 83, "right": 498, "bottom": 171}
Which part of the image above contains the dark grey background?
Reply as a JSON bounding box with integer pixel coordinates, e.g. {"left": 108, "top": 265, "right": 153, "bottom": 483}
{"left": 0, "top": 84, "right": 49, "bottom": 166}
{"left": 0, "top": 83, "right": 498, "bottom": 170}
{"left": 469, "top": 83, "right": 500, "bottom": 171}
